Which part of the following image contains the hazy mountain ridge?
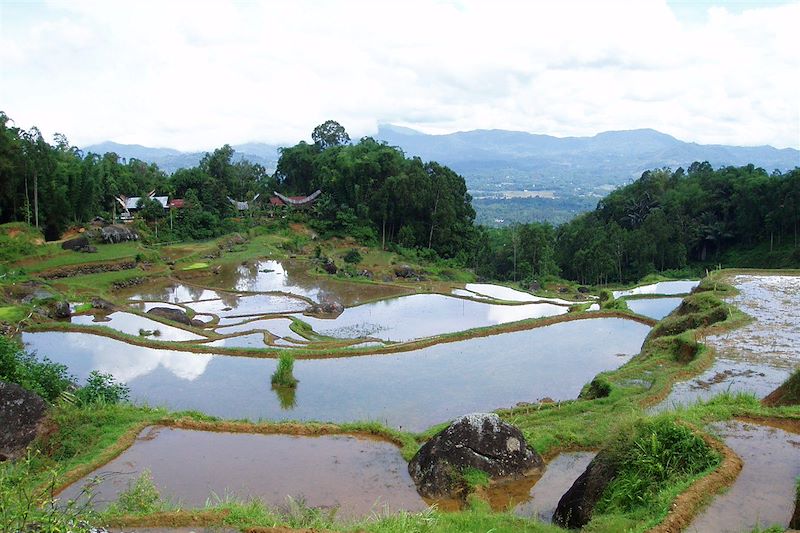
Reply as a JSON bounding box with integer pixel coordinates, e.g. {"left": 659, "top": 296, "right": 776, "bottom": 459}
{"left": 82, "top": 141, "right": 282, "bottom": 174}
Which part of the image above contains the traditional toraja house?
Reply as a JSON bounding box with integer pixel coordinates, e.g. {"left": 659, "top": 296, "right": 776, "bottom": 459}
{"left": 227, "top": 193, "right": 261, "bottom": 212}
{"left": 114, "top": 191, "right": 183, "bottom": 221}
{"left": 268, "top": 190, "right": 322, "bottom": 209}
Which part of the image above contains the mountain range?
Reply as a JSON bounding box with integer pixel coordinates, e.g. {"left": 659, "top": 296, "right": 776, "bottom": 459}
{"left": 84, "top": 127, "right": 798, "bottom": 225}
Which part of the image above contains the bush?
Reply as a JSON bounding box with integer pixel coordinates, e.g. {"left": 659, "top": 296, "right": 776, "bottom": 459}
{"left": 75, "top": 371, "right": 129, "bottom": 406}
{"left": 0, "top": 336, "right": 73, "bottom": 402}
{"left": 343, "top": 248, "right": 362, "bottom": 264}
{"left": 106, "top": 469, "right": 164, "bottom": 515}
{"left": 581, "top": 376, "right": 613, "bottom": 399}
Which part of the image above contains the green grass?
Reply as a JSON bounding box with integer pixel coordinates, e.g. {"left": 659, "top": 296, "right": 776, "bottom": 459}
{"left": 181, "top": 262, "right": 209, "bottom": 270}
{"left": 0, "top": 305, "right": 28, "bottom": 322}
{"left": 15, "top": 241, "right": 144, "bottom": 273}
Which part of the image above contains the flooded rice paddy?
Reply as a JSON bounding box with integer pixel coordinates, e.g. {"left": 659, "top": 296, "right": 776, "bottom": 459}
{"left": 624, "top": 297, "right": 683, "bottom": 320}
{"left": 58, "top": 426, "right": 426, "bottom": 519}
{"left": 687, "top": 420, "right": 800, "bottom": 532}
{"left": 514, "top": 451, "right": 597, "bottom": 521}
{"left": 659, "top": 275, "right": 800, "bottom": 409}
{"left": 300, "top": 293, "right": 568, "bottom": 342}
{"left": 612, "top": 279, "right": 699, "bottom": 298}
{"left": 71, "top": 312, "right": 206, "bottom": 342}
{"left": 24, "top": 318, "right": 648, "bottom": 431}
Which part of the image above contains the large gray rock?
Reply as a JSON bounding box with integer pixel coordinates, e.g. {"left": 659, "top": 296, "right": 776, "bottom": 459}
{"left": 0, "top": 381, "right": 48, "bottom": 461}
{"left": 146, "top": 306, "right": 192, "bottom": 325}
{"left": 394, "top": 264, "right": 418, "bottom": 278}
{"left": 306, "top": 300, "right": 344, "bottom": 317}
{"left": 51, "top": 300, "right": 71, "bottom": 319}
{"left": 408, "top": 413, "right": 543, "bottom": 498}
{"left": 61, "top": 235, "right": 89, "bottom": 251}
{"left": 552, "top": 451, "right": 617, "bottom": 528}
{"left": 100, "top": 225, "right": 138, "bottom": 244}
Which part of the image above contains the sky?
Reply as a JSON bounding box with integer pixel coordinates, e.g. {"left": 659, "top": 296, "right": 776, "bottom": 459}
{"left": 1, "top": 0, "right": 798, "bottom": 151}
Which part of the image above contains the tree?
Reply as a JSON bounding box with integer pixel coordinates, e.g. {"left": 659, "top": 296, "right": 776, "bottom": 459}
{"left": 311, "top": 120, "right": 350, "bottom": 150}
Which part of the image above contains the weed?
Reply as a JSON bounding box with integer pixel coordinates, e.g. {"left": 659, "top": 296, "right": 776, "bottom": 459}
{"left": 271, "top": 352, "right": 298, "bottom": 388}
{"left": 76, "top": 371, "right": 130, "bottom": 406}
{"left": 106, "top": 469, "right": 165, "bottom": 515}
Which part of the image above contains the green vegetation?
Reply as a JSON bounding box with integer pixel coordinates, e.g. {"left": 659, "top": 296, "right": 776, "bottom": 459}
{"left": 271, "top": 352, "right": 298, "bottom": 388}
{"left": 106, "top": 470, "right": 165, "bottom": 515}
{"left": 0, "top": 335, "right": 72, "bottom": 402}
{"left": 596, "top": 418, "right": 720, "bottom": 515}
{"left": 75, "top": 371, "right": 130, "bottom": 406}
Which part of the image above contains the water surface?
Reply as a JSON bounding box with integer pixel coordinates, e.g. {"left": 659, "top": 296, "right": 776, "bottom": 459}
{"left": 301, "top": 293, "right": 569, "bottom": 342}
{"left": 71, "top": 312, "right": 206, "bottom": 342}
{"left": 613, "top": 280, "right": 699, "bottom": 298}
{"left": 625, "top": 297, "right": 683, "bottom": 320}
{"left": 58, "top": 426, "right": 426, "bottom": 519}
{"left": 24, "top": 318, "right": 649, "bottom": 431}
{"left": 514, "top": 452, "right": 597, "bottom": 521}
{"left": 687, "top": 420, "right": 800, "bottom": 532}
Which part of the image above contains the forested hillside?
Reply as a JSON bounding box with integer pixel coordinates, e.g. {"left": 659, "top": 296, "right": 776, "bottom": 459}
{"left": 2, "top": 111, "right": 797, "bottom": 285}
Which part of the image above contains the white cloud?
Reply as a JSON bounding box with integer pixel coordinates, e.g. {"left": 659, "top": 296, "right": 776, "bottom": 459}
{"left": 0, "top": 0, "right": 798, "bottom": 149}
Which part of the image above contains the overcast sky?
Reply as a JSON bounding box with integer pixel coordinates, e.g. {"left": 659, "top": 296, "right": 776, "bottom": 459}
{"left": 1, "top": 0, "right": 798, "bottom": 151}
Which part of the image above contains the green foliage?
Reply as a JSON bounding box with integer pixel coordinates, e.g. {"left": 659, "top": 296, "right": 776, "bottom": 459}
{"left": 0, "top": 336, "right": 72, "bottom": 402}
{"left": 596, "top": 417, "right": 720, "bottom": 515}
{"left": 343, "top": 248, "right": 362, "bottom": 264}
{"left": 75, "top": 371, "right": 129, "bottom": 406}
{"left": 0, "top": 452, "right": 98, "bottom": 533}
{"left": 581, "top": 376, "right": 613, "bottom": 400}
{"left": 271, "top": 352, "right": 298, "bottom": 388}
{"left": 106, "top": 469, "right": 165, "bottom": 515}
{"left": 462, "top": 467, "right": 490, "bottom": 489}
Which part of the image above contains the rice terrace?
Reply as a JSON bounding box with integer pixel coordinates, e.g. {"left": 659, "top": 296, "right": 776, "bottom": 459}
{"left": 1, "top": 2, "right": 799, "bottom": 532}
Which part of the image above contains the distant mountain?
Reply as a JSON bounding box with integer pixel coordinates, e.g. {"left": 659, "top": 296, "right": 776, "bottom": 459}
{"left": 374, "top": 125, "right": 799, "bottom": 183}
{"left": 81, "top": 141, "right": 281, "bottom": 174}
{"left": 83, "top": 129, "right": 798, "bottom": 226}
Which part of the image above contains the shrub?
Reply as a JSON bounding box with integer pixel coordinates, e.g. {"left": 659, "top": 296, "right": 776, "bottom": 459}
{"left": 106, "top": 469, "right": 164, "bottom": 515}
{"left": 75, "top": 371, "right": 129, "bottom": 406}
{"left": 581, "top": 376, "right": 613, "bottom": 399}
{"left": 0, "top": 336, "right": 72, "bottom": 402}
{"left": 271, "top": 353, "right": 298, "bottom": 388}
{"left": 343, "top": 248, "right": 362, "bottom": 264}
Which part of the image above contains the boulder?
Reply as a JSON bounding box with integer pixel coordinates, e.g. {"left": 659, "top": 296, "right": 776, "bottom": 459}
{"left": 322, "top": 260, "right": 337, "bottom": 275}
{"left": 577, "top": 286, "right": 590, "bottom": 294}
{"left": 0, "top": 381, "right": 48, "bottom": 461}
{"left": 90, "top": 297, "right": 115, "bottom": 311}
{"left": 51, "top": 300, "right": 71, "bottom": 319}
{"left": 100, "top": 225, "right": 138, "bottom": 244}
{"left": 146, "top": 306, "right": 192, "bottom": 326}
{"left": 394, "top": 265, "right": 418, "bottom": 278}
{"left": 408, "top": 413, "right": 543, "bottom": 498}
{"left": 552, "top": 451, "right": 617, "bottom": 528}
{"left": 529, "top": 281, "right": 542, "bottom": 292}
{"left": 306, "top": 300, "right": 345, "bottom": 317}
{"left": 61, "top": 235, "right": 89, "bottom": 251}
{"left": 80, "top": 245, "right": 98, "bottom": 253}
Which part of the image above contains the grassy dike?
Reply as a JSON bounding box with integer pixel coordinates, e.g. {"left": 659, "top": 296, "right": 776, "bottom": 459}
{"left": 2, "top": 223, "right": 798, "bottom": 532}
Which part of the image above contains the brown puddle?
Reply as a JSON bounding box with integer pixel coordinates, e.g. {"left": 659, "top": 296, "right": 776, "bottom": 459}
{"left": 58, "top": 427, "right": 427, "bottom": 520}
{"left": 686, "top": 420, "right": 800, "bottom": 532}
{"left": 426, "top": 451, "right": 595, "bottom": 518}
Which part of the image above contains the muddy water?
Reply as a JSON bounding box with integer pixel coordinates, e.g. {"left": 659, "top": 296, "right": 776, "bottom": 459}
{"left": 300, "top": 293, "right": 569, "bottom": 342}
{"left": 23, "top": 318, "right": 648, "bottom": 431}
{"left": 659, "top": 275, "right": 800, "bottom": 409}
{"left": 687, "top": 420, "right": 800, "bottom": 532}
{"left": 71, "top": 312, "right": 207, "bottom": 342}
{"left": 514, "top": 452, "right": 596, "bottom": 521}
{"left": 58, "top": 426, "right": 426, "bottom": 519}
{"left": 624, "top": 297, "right": 683, "bottom": 320}
{"left": 193, "top": 260, "right": 408, "bottom": 306}
{"left": 612, "top": 280, "right": 699, "bottom": 298}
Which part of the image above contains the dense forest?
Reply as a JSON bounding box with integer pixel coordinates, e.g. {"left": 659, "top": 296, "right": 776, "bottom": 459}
{"left": 1, "top": 111, "right": 798, "bottom": 284}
